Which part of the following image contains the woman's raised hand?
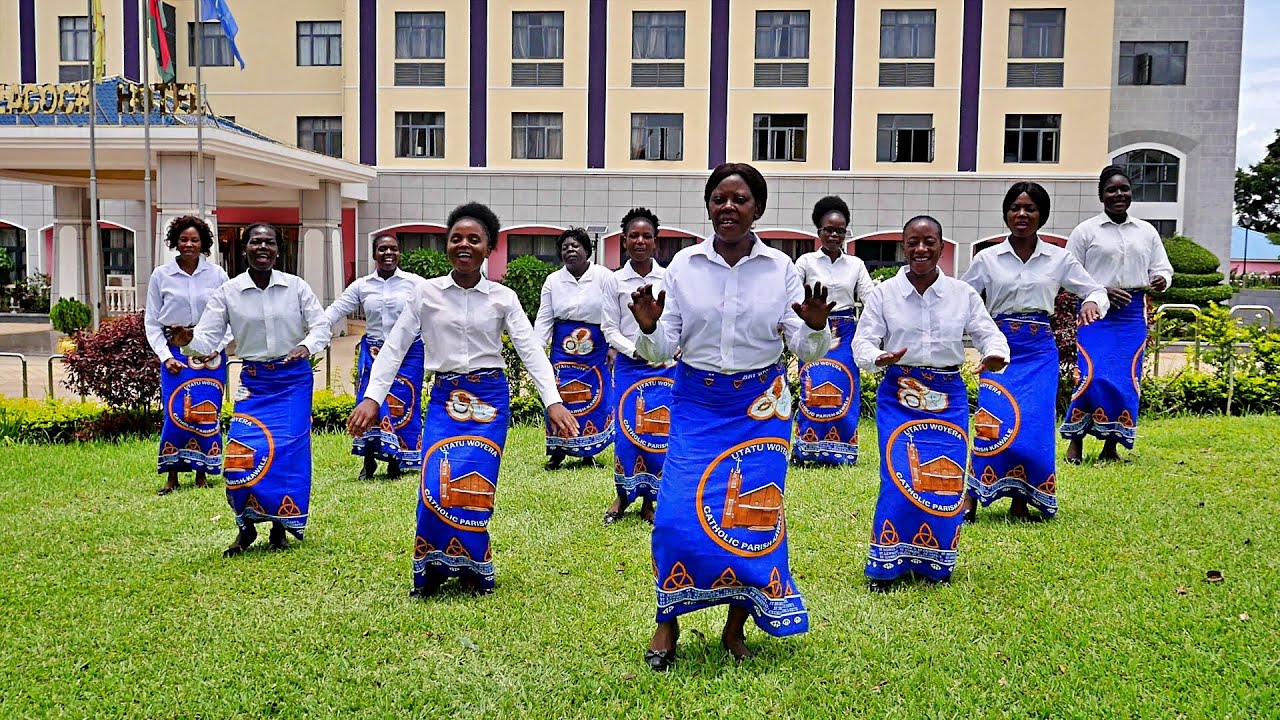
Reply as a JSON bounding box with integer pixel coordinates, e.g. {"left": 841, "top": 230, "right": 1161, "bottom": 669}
{"left": 628, "top": 284, "right": 666, "bottom": 335}
{"left": 792, "top": 282, "right": 836, "bottom": 331}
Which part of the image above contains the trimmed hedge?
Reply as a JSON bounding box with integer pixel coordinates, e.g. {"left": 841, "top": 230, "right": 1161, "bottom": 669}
{"left": 1162, "top": 235, "right": 1220, "bottom": 275}
{"left": 1172, "top": 272, "right": 1225, "bottom": 287}
{"left": 1162, "top": 285, "right": 1234, "bottom": 305}
{"left": 400, "top": 249, "right": 452, "bottom": 280}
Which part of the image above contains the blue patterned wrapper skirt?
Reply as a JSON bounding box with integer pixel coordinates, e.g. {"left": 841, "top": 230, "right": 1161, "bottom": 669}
{"left": 546, "top": 319, "right": 614, "bottom": 458}
{"left": 612, "top": 354, "right": 675, "bottom": 503}
{"left": 1060, "top": 292, "right": 1146, "bottom": 449}
{"left": 158, "top": 345, "right": 227, "bottom": 474}
{"left": 867, "top": 364, "right": 970, "bottom": 582}
{"left": 352, "top": 335, "right": 425, "bottom": 469}
{"left": 969, "top": 313, "right": 1059, "bottom": 517}
{"left": 793, "top": 311, "right": 861, "bottom": 465}
{"left": 413, "top": 370, "right": 511, "bottom": 591}
{"left": 652, "top": 363, "right": 808, "bottom": 637}
{"left": 224, "top": 358, "right": 314, "bottom": 538}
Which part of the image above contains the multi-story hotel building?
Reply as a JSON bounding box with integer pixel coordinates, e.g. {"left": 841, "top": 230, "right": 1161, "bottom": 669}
{"left": 0, "top": 0, "right": 1245, "bottom": 313}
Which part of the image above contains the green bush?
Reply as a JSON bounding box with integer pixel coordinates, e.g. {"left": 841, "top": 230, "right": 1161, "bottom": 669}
{"left": 0, "top": 397, "right": 106, "bottom": 443}
{"left": 310, "top": 390, "right": 358, "bottom": 432}
{"left": 870, "top": 265, "right": 900, "bottom": 282}
{"left": 1172, "top": 272, "right": 1225, "bottom": 287}
{"left": 400, "top": 249, "right": 452, "bottom": 280}
{"left": 1162, "top": 235, "right": 1220, "bottom": 275}
{"left": 1162, "top": 285, "right": 1234, "bottom": 305}
{"left": 49, "top": 298, "right": 92, "bottom": 334}
{"left": 11, "top": 273, "right": 51, "bottom": 313}
{"left": 501, "top": 255, "right": 557, "bottom": 323}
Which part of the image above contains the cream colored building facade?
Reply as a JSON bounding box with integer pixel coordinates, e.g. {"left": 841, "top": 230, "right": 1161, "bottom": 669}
{"left": 0, "top": 0, "right": 1245, "bottom": 303}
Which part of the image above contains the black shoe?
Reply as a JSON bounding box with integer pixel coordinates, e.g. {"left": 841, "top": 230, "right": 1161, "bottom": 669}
{"left": 157, "top": 483, "right": 178, "bottom": 496}
{"left": 408, "top": 582, "right": 441, "bottom": 600}
{"left": 644, "top": 647, "right": 677, "bottom": 672}
{"left": 268, "top": 523, "right": 289, "bottom": 551}
{"left": 963, "top": 498, "right": 977, "bottom": 524}
{"left": 868, "top": 578, "right": 893, "bottom": 593}
{"left": 387, "top": 459, "right": 401, "bottom": 479}
{"left": 544, "top": 452, "right": 565, "bottom": 470}
{"left": 223, "top": 525, "right": 258, "bottom": 558}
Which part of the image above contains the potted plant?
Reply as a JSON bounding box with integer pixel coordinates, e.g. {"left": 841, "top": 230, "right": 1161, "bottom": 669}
{"left": 50, "top": 297, "right": 92, "bottom": 353}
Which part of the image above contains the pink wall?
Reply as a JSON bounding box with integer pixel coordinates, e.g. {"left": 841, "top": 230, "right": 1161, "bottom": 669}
{"left": 1231, "top": 260, "right": 1280, "bottom": 275}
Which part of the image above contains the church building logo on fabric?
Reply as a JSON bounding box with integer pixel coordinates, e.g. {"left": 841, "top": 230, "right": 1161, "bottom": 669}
{"left": 420, "top": 435, "right": 502, "bottom": 531}
{"left": 972, "top": 379, "right": 1021, "bottom": 456}
{"left": 618, "top": 377, "right": 674, "bottom": 451}
{"left": 223, "top": 414, "right": 275, "bottom": 488}
{"left": 553, "top": 362, "right": 604, "bottom": 415}
{"left": 385, "top": 374, "right": 419, "bottom": 428}
{"left": 168, "top": 378, "right": 224, "bottom": 436}
{"left": 695, "top": 437, "right": 791, "bottom": 557}
{"left": 798, "top": 360, "right": 854, "bottom": 421}
{"left": 883, "top": 420, "right": 968, "bottom": 516}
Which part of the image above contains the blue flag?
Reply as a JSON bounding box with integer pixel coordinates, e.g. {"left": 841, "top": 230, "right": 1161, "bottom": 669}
{"left": 200, "top": 0, "right": 245, "bottom": 69}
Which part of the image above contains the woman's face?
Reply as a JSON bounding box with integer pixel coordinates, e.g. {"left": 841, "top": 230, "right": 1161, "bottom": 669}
{"left": 818, "top": 211, "right": 848, "bottom": 255}
{"left": 446, "top": 218, "right": 490, "bottom": 274}
{"left": 1101, "top": 174, "right": 1133, "bottom": 216}
{"left": 176, "top": 227, "right": 203, "bottom": 259}
{"left": 373, "top": 237, "right": 401, "bottom": 273}
{"left": 902, "top": 220, "right": 942, "bottom": 276}
{"left": 623, "top": 219, "right": 657, "bottom": 265}
{"left": 1005, "top": 192, "right": 1041, "bottom": 240}
{"left": 707, "top": 174, "right": 760, "bottom": 242}
{"left": 561, "top": 237, "right": 589, "bottom": 272}
{"left": 245, "top": 227, "right": 279, "bottom": 272}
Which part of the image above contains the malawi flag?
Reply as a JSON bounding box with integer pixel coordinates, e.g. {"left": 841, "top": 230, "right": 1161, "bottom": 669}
{"left": 147, "top": 0, "right": 175, "bottom": 83}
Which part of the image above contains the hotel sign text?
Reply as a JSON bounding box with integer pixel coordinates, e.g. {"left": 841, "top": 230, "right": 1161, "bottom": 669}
{"left": 0, "top": 82, "right": 202, "bottom": 115}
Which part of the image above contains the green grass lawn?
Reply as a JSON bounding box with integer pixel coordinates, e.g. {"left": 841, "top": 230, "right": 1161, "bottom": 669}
{"left": 0, "top": 416, "right": 1276, "bottom": 718}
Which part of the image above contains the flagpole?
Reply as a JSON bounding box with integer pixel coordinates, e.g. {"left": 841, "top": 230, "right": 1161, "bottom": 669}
{"left": 141, "top": 0, "right": 155, "bottom": 269}
{"left": 86, "top": 0, "right": 103, "bottom": 328}
{"left": 193, "top": 0, "right": 206, "bottom": 224}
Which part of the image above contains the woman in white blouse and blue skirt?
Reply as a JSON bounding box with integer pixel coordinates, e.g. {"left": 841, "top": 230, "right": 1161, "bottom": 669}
{"left": 348, "top": 203, "right": 578, "bottom": 597}
{"left": 852, "top": 216, "right": 1009, "bottom": 592}
{"left": 1060, "top": 166, "right": 1174, "bottom": 464}
{"left": 793, "top": 196, "right": 874, "bottom": 466}
{"left": 601, "top": 207, "right": 672, "bottom": 526}
{"left": 534, "top": 229, "right": 618, "bottom": 469}
{"left": 324, "top": 235, "right": 424, "bottom": 480}
{"left": 962, "top": 182, "right": 1108, "bottom": 522}
{"left": 145, "top": 215, "right": 230, "bottom": 496}
{"left": 175, "top": 223, "right": 332, "bottom": 557}
{"left": 630, "top": 163, "right": 834, "bottom": 671}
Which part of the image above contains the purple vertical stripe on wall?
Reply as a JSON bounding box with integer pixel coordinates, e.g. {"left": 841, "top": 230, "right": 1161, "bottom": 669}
{"left": 586, "top": 0, "right": 607, "bottom": 169}
{"left": 958, "top": 0, "right": 984, "bottom": 172}
{"left": 831, "top": 0, "right": 855, "bottom": 171}
{"left": 123, "top": 0, "right": 140, "bottom": 81}
{"left": 708, "top": 0, "right": 730, "bottom": 168}
{"left": 469, "top": 0, "right": 488, "bottom": 168}
{"left": 359, "top": 0, "right": 377, "bottom": 166}
{"left": 19, "top": 0, "right": 36, "bottom": 83}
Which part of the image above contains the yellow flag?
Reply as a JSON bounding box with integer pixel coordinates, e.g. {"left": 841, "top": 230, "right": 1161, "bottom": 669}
{"left": 92, "top": 0, "right": 106, "bottom": 82}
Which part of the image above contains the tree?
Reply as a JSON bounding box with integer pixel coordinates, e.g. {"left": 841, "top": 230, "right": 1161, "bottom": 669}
{"left": 1235, "top": 129, "right": 1280, "bottom": 245}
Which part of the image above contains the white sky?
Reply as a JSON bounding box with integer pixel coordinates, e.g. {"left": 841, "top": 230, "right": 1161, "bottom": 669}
{"left": 1237, "top": 0, "right": 1280, "bottom": 168}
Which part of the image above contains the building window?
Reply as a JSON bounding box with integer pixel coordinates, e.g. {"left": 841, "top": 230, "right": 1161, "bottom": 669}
{"left": 297, "top": 117, "right": 343, "bottom": 158}
{"left": 854, "top": 240, "right": 903, "bottom": 270}
{"left": 761, "top": 238, "right": 810, "bottom": 261}
{"left": 1119, "top": 41, "right": 1187, "bottom": 86}
{"left": 1003, "top": 114, "right": 1061, "bottom": 163}
{"left": 513, "top": 12, "right": 564, "bottom": 60}
{"left": 0, "top": 228, "right": 25, "bottom": 283}
{"left": 188, "top": 22, "right": 233, "bottom": 66}
{"left": 397, "top": 232, "right": 447, "bottom": 254}
{"left": 654, "top": 237, "right": 696, "bottom": 265}
{"left": 59, "top": 16, "right": 90, "bottom": 62}
{"left": 506, "top": 234, "right": 562, "bottom": 265}
{"left": 1113, "top": 149, "right": 1180, "bottom": 203}
{"left": 755, "top": 11, "right": 809, "bottom": 59}
{"left": 101, "top": 229, "right": 135, "bottom": 278}
{"left": 297, "top": 21, "right": 341, "bottom": 66}
{"left": 395, "top": 12, "right": 445, "bottom": 59}
{"left": 1147, "top": 219, "right": 1177, "bottom": 238}
{"left": 633, "top": 12, "right": 685, "bottom": 59}
{"left": 752, "top": 114, "right": 807, "bottom": 162}
{"left": 395, "top": 112, "right": 445, "bottom": 159}
{"left": 876, "top": 114, "right": 934, "bottom": 163}
{"left": 1009, "top": 9, "right": 1065, "bottom": 59}
{"left": 512, "top": 113, "right": 563, "bottom": 160}
{"left": 630, "top": 114, "right": 683, "bottom": 161}
{"left": 880, "top": 10, "right": 935, "bottom": 59}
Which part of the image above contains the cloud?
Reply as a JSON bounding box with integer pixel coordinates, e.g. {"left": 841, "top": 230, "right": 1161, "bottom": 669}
{"left": 1238, "top": 0, "right": 1280, "bottom": 167}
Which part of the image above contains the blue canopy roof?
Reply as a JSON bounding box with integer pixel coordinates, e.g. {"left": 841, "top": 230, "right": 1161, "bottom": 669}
{"left": 1232, "top": 226, "right": 1280, "bottom": 261}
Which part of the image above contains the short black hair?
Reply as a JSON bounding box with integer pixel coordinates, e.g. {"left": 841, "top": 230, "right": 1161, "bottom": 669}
{"left": 446, "top": 202, "right": 501, "bottom": 249}
{"left": 372, "top": 234, "right": 399, "bottom": 252}
{"left": 903, "top": 215, "right": 944, "bottom": 238}
{"left": 164, "top": 215, "right": 214, "bottom": 253}
{"left": 621, "top": 207, "right": 660, "bottom": 234}
{"left": 1098, "top": 165, "right": 1130, "bottom": 198}
{"left": 243, "top": 222, "right": 280, "bottom": 243}
{"left": 811, "top": 195, "right": 850, "bottom": 229}
{"left": 559, "top": 226, "right": 593, "bottom": 255}
{"left": 1002, "top": 182, "right": 1051, "bottom": 229}
{"left": 704, "top": 162, "right": 768, "bottom": 214}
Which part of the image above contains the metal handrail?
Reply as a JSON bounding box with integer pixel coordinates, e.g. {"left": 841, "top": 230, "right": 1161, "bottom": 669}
{"left": 1152, "top": 304, "right": 1203, "bottom": 375}
{"left": 1229, "top": 304, "right": 1275, "bottom": 330}
{"left": 0, "top": 352, "right": 29, "bottom": 398}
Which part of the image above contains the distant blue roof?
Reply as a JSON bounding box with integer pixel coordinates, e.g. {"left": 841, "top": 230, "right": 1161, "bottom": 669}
{"left": 0, "top": 77, "right": 276, "bottom": 144}
{"left": 1231, "top": 226, "right": 1280, "bottom": 261}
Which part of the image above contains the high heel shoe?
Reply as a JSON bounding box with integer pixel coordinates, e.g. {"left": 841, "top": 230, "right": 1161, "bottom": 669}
{"left": 644, "top": 624, "right": 680, "bottom": 672}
